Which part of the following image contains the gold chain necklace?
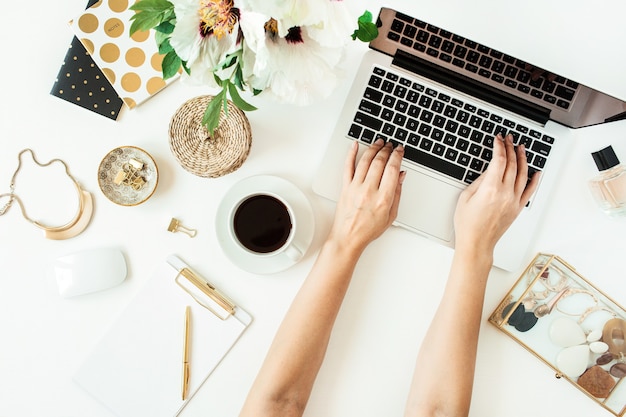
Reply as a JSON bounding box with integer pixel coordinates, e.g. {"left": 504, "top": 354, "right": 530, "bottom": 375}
{"left": 0, "top": 149, "right": 93, "bottom": 240}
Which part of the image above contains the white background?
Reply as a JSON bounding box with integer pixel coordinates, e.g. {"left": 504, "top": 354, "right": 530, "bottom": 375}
{"left": 1, "top": 1, "right": 626, "bottom": 416}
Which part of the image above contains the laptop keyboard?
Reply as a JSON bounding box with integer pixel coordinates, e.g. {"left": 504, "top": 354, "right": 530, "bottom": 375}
{"left": 348, "top": 65, "right": 554, "bottom": 185}
{"left": 388, "top": 12, "right": 579, "bottom": 111}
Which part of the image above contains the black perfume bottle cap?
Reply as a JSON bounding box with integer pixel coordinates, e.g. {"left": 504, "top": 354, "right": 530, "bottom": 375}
{"left": 592, "top": 145, "right": 621, "bottom": 171}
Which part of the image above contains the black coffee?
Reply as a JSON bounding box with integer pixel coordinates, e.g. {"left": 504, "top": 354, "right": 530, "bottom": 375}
{"left": 233, "top": 195, "right": 292, "bottom": 253}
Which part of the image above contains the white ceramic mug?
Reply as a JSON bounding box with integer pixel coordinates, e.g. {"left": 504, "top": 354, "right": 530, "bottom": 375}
{"left": 228, "top": 192, "right": 303, "bottom": 261}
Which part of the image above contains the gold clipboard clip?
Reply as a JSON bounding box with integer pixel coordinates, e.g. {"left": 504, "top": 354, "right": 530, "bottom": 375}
{"left": 168, "top": 255, "right": 236, "bottom": 320}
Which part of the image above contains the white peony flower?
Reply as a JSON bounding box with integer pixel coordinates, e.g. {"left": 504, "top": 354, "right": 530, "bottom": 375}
{"left": 239, "top": 12, "right": 346, "bottom": 105}
{"left": 169, "top": 0, "right": 243, "bottom": 86}
{"left": 236, "top": 0, "right": 352, "bottom": 43}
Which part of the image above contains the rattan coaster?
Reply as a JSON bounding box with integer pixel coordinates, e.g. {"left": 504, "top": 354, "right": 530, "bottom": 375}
{"left": 169, "top": 95, "right": 252, "bottom": 178}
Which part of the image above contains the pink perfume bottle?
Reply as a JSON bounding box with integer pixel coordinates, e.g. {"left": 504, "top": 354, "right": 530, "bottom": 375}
{"left": 589, "top": 145, "right": 626, "bottom": 217}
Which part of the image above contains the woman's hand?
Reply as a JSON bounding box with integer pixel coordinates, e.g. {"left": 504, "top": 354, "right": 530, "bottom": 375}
{"left": 328, "top": 139, "right": 406, "bottom": 255}
{"left": 453, "top": 134, "right": 540, "bottom": 255}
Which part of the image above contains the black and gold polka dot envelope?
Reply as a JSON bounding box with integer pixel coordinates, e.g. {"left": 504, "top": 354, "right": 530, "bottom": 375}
{"left": 69, "top": 0, "right": 177, "bottom": 110}
{"left": 50, "top": 35, "right": 124, "bottom": 120}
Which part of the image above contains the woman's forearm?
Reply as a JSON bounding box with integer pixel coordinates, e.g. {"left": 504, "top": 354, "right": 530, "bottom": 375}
{"left": 239, "top": 239, "right": 362, "bottom": 417}
{"left": 404, "top": 248, "right": 493, "bottom": 417}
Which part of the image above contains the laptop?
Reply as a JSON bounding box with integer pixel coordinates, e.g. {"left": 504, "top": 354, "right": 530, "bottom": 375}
{"left": 312, "top": 7, "right": 626, "bottom": 271}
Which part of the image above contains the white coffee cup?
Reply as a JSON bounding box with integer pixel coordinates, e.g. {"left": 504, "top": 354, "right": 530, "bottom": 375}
{"left": 228, "top": 192, "right": 303, "bottom": 261}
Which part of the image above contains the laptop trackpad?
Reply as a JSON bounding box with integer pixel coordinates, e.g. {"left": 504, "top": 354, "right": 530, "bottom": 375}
{"left": 396, "top": 171, "right": 463, "bottom": 242}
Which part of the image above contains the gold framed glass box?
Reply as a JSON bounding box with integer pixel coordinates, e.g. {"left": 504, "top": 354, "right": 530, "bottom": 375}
{"left": 489, "top": 253, "right": 626, "bottom": 416}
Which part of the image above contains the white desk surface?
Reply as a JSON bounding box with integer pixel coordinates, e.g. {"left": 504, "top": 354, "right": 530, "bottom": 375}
{"left": 2, "top": 1, "right": 626, "bottom": 416}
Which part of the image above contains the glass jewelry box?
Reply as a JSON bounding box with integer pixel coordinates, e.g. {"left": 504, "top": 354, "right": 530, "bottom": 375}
{"left": 489, "top": 253, "right": 626, "bottom": 416}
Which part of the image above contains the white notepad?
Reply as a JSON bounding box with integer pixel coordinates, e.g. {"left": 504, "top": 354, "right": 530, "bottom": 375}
{"left": 74, "top": 255, "right": 252, "bottom": 417}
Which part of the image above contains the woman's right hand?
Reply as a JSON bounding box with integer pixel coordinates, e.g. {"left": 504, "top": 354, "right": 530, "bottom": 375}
{"left": 453, "top": 134, "right": 540, "bottom": 256}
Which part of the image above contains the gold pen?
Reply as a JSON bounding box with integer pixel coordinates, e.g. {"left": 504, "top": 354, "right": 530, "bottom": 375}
{"left": 182, "top": 305, "right": 191, "bottom": 401}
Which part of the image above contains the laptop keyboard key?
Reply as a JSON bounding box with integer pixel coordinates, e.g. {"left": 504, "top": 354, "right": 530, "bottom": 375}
{"left": 382, "top": 123, "right": 395, "bottom": 136}
{"left": 456, "top": 139, "right": 469, "bottom": 152}
{"left": 401, "top": 37, "right": 413, "bottom": 47}
{"left": 361, "top": 129, "right": 375, "bottom": 143}
{"left": 381, "top": 108, "right": 394, "bottom": 121}
{"left": 388, "top": 32, "right": 400, "bottom": 42}
{"left": 445, "top": 148, "right": 459, "bottom": 162}
{"left": 465, "top": 170, "right": 480, "bottom": 184}
{"left": 391, "top": 19, "right": 404, "bottom": 33}
{"left": 364, "top": 88, "right": 383, "bottom": 103}
{"left": 531, "top": 141, "right": 552, "bottom": 156}
{"left": 359, "top": 100, "right": 382, "bottom": 117}
{"left": 419, "top": 138, "right": 433, "bottom": 151}
{"left": 354, "top": 112, "right": 383, "bottom": 131}
{"left": 433, "top": 143, "right": 445, "bottom": 156}
{"left": 348, "top": 124, "right": 362, "bottom": 139}
{"left": 555, "top": 85, "right": 575, "bottom": 101}
{"left": 470, "top": 158, "right": 484, "bottom": 172}
{"left": 407, "top": 133, "right": 420, "bottom": 147}
{"left": 403, "top": 25, "right": 417, "bottom": 38}
{"left": 458, "top": 125, "right": 471, "bottom": 138}
{"left": 416, "top": 29, "right": 429, "bottom": 43}
{"left": 469, "top": 143, "right": 482, "bottom": 156}
{"left": 534, "top": 154, "right": 547, "bottom": 168}
{"left": 403, "top": 146, "right": 466, "bottom": 180}
{"left": 431, "top": 129, "right": 444, "bottom": 141}
{"left": 420, "top": 110, "right": 434, "bottom": 123}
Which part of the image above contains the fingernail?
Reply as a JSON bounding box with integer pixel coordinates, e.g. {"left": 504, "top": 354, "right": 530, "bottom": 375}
{"left": 395, "top": 144, "right": 405, "bottom": 153}
{"left": 374, "top": 138, "right": 384, "bottom": 145}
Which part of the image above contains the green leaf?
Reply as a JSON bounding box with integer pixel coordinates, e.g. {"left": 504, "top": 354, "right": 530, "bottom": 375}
{"left": 129, "top": 0, "right": 173, "bottom": 13}
{"left": 157, "top": 36, "right": 174, "bottom": 55}
{"left": 161, "top": 50, "right": 182, "bottom": 79}
{"left": 233, "top": 64, "right": 244, "bottom": 90}
{"left": 227, "top": 81, "right": 257, "bottom": 112}
{"left": 217, "top": 50, "right": 240, "bottom": 72}
{"left": 129, "top": 13, "right": 162, "bottom": 35}
{"left": 351, "top": 10, "right": 379, "bottom": 42}
{"left": 181, "top": 61, "right": 191, "bottom": 75}
{"left": 129, "top": 0, "right": 175, "bottom": 35}
{"left": 155, "top": 20, "right": 175, "bottom": 35}
{"left": 213, "top": 73, "right": 224, "bottom": 87}
{"left": 358, "top": 10, "right": 374, "bottom": 23}
{"left": 202, "top": 88, "right": 227, "bottom": 136}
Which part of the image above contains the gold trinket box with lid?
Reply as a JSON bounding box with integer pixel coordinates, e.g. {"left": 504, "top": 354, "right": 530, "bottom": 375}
{"left": 489, "top": 253, "right": 626, "bottom": 416}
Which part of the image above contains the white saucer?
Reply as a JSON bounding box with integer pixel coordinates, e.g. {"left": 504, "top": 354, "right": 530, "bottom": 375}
{"left": 215, "top": 175, "right": 315, "bottom": 274}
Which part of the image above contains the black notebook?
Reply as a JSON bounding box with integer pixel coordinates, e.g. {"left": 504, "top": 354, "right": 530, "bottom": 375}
{"left": 50, "top": 0, "right": 124, "bottom": 120}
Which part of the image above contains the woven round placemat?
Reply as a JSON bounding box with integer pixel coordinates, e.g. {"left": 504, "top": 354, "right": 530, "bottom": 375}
{"left": 169, "top": 95, "right": 252, "bottom": 178}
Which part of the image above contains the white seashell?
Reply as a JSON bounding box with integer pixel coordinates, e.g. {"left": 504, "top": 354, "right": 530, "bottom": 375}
{"left": 550, "top": 317, "right": 587, "bottom": 347}
{"left": 556, "top": 344, "right": 590, "bottom": 378}
{"left": 589, "top": 341, "right": 609, "bottom": 354}
{"left": 587, "top": 330, "right": 602, "bottom": 343}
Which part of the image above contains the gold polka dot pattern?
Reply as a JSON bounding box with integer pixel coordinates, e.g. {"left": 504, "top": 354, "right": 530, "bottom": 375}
{"left": 70, "top": 0, "right": 177, "bottom": 109}
{"left": 50, "top": 35, "right": 124, "bottom": 120}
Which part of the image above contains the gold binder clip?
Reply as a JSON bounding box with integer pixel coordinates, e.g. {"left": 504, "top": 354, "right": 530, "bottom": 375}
{"left": 175, "top": 267, "right": 235, "bottom": 320}
{"left": 167, "top": 218, "right": 197, "bottom": 238}
{"left": 113, "top": 161, "right": 146, "bottom": 190}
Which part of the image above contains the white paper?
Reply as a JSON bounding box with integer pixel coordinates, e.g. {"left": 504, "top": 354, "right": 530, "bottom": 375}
{"left": 74, "top": 258, "right": 251, "bottom": 417}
